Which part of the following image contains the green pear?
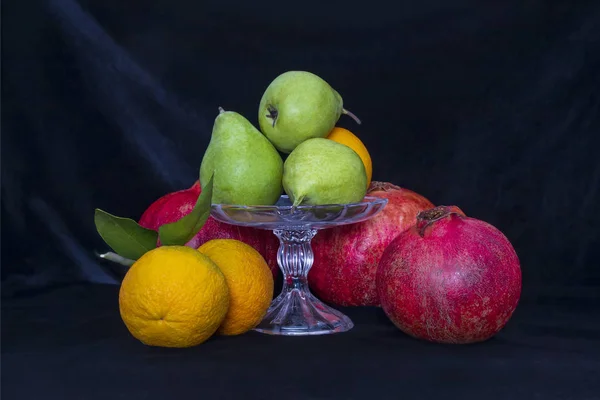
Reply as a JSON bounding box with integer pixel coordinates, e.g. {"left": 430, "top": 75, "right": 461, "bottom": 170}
{"left": 258, "top": 71, "right": 361, "bottom": 154}
{"left": 282, "top": 138, "right": 367, "bottom": 207}
{"left": 200, "top": 107, "right": 283, "bottom": 205}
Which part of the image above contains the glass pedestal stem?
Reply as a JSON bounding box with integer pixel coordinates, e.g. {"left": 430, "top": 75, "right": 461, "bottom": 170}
{"left": 277, "top": 228, "right": 316, "bottom": 297}
{"left": 253, "top": 228, "right": 354, "bottom": 336}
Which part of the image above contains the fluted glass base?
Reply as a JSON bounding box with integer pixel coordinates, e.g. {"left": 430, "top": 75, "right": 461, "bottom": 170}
{"left": 254, "top": 228, "right": 354, "bottom": 336}
{"left": 254, "top": 283, "right": 354, "bottom": 336}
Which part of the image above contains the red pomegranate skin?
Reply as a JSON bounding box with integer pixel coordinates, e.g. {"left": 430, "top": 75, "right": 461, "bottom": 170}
{"left": 376, "top": 205, "right": 522, "bottom": 344}
{"left": 308, "top": 181, "right": 435, "bottom": 307}
{"left": 138, "top": 181, "right": 279, "bottom": 277}
{"left": 138, "top": 181, "right": 201, "bottom": 234}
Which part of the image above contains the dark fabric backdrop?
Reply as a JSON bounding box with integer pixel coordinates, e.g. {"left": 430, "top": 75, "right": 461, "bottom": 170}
{"left": 2, "top": 0, "right": 599, "bottom": 304}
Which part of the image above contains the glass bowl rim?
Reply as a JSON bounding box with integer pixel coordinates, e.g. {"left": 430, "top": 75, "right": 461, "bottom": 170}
{"left": 210, "top": 195, "right": 388, "bottom": 212}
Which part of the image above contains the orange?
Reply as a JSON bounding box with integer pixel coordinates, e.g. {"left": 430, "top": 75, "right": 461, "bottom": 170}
{"left": 118, "top": 246, "right": 230, "bottom": 348}
{"left": 198, "top": 239, "right": 274, "bottom": 336}
{"left": 326, "top": 127, "right": 373, "bottom": 187}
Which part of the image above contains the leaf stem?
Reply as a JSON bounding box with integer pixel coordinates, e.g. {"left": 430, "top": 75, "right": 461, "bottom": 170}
{"left": 96, "top": 251, "right": 135, "bottom": 266}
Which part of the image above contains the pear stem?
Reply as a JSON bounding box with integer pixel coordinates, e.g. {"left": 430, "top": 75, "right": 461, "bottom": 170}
{"left": 342, "top": 108, "right": 361, "bottom": 125}
{"left": 266, "top": 104, "right": 278, "bottom": 128}
{"left": 292, "top": 195, "right": 305, "bottom": 208}
{"left": 218, "top": 107, "right": 226, "bottom": 114}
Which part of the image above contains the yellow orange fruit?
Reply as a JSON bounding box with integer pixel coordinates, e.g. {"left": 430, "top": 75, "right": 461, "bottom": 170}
{"left": 198, "top": 239, "right": 274, "bottom": 336}
{"left": 326, "top": 127, "right": 373, "bottom": 187}
{"left": 118, "top": 246, "right": 230, "bottom": 348}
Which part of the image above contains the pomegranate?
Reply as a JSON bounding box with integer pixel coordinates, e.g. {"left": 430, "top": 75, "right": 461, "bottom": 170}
{"left": 376, "top": 205, "right": 522, "bottom": 344}
{"left": 308, "top": 181, "right": 435, "bottom": 307}
{"left": 138, "top": 181, "right": 202, "bottom": 239}
{"left": 138, "top": 181, "right": 279, "bottom": 277}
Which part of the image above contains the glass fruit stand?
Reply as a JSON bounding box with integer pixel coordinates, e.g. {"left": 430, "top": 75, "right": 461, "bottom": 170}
{"left": 211, "top": 195, "right": 387, "bottom": 336}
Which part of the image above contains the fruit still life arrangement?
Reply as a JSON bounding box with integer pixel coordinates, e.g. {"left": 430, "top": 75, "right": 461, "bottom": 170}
{"left": 94, "top": 70, "right": 522, "bottom": 348}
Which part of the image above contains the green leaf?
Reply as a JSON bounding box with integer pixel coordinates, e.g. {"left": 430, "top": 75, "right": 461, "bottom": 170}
{"left": 94, "top": 209, "right": 158, "bottom": 260}
{"left": 158, "top": 174, "right": 214, "bottom": 246}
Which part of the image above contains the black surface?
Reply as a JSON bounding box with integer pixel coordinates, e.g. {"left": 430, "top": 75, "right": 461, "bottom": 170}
{"left": 2, "top": 0, "right": 600, "bottom": 398}
{"left": 2, "top": 284, "right": 600, "bottom": 399}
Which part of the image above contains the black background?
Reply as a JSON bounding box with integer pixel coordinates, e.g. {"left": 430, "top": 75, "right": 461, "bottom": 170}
{"left": 2, "top": 0, "right": 599, "bottom": 399}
